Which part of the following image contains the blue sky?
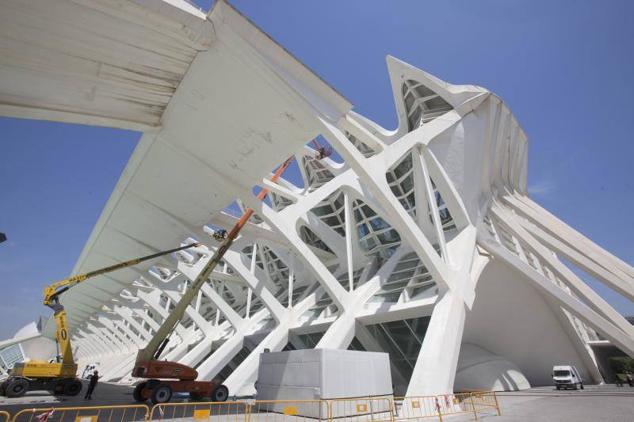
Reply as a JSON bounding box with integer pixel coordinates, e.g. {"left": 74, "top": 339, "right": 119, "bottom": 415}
{"left": 1, "top": 0, "right": 633, "bottom": 338}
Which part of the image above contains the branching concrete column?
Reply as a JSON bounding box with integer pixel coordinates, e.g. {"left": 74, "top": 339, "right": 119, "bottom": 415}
{"left": 316, "top": 247, "right": 405, "bottom": 349}
{"left": 479, "top": 233, "right": 634, "bottom": 356}
{"left": 85, "top": 322, "right": 122, "bottom": 355}
{"left": 406, "top": 289, "right": 466, "bottom": 396}
{"left": 318, "top": 116, "right": 459, "bottom": 297}
{"left": 113, "top": 306, "right": 152, "bottom": 342}
{"left": 240, "top": 194, "right": 351, "bottom": 309}
{"left": 223, "top": 289, "right": 319, "bottom": 396}
{"left": 76, "top": 328, "right": 109, "bottom": 356}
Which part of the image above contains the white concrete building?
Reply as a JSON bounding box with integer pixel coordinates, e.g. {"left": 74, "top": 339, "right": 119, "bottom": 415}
{"left": 1, "top": 0, "right": 633, "bottom": 397}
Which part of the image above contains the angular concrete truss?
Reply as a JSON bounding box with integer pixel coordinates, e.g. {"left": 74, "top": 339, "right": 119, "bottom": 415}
{"left": 1, "top": 0, "right": 632, "bottom": 396}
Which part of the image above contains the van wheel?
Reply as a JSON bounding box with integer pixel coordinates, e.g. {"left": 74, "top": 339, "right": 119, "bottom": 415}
{"left": 556, "top": 386, "right": 560, "bottom": 390}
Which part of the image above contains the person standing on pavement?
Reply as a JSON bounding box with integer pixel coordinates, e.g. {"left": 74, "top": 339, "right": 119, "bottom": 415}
{"left": 84, "top": 370, "right": 99, "bottom": 399}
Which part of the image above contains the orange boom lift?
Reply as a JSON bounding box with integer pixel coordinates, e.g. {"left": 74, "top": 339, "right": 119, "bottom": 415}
{"left": 131, "top": 156, "right": 296, "bottom": 404}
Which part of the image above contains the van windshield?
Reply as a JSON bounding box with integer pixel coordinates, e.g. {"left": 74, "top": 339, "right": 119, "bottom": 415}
{"left": 554, "top": 370, "right": 570, "bottom": 377}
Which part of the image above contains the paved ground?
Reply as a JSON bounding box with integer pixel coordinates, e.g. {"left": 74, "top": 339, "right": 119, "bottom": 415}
{"left": 2, "top": 383, "right": 634, "bottom": 421}
{"left": 476, "top": 385, "right": 634, "bottom": 422}
{"left": 0, "top": 381, "right": 141, "bottom": 417}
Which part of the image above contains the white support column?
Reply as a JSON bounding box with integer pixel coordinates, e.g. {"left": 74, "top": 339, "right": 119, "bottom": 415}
{"left": 195, "top": 290, "right": 203, "bottom": 313}
{"left": 247, "top": 243, "right": 257, "bottom": 318}
{"left": 97, "top": 322, "right": 130, "bottom": 352}
{"left": 98, "top": 316, "right": 140, "bottom": 350}
{"left": 95, "top": 324, "right": 125, "bottom": 353}
{"left": 344, "top": 191, "right": 355, "bottom": 292}
{"left": 411, "top": 151, "right": 437, "bottom": 238}
{"left": 193, "top": 310, "right": 271, "bottom": 381}
{"left": 162, "top": 289, "right": 214, "bottom": 333}
{"left": 223, "top": 321, "right": 290, "bottom": 396}
{"left": 77, "top": 328, "right": 109, "bottom": 356}
{"left": 288, "top": 268, "right": 294, "bottom": 308}
{"left": 417, "top": 146, "right": 448, "bottom": 263}
{"left": 75, "top": 334, "right": 101, "bottom": 358}
{"left": 504, "top": 195, "right": 634, "bottom": 291}
{"left": 492, "top": 205, "right": 634, "bottom": 337}
{"left": 316, "top": 247, "right": 405, "bottom": 350}
{"left": 405, "top": 290, "right": 466, "bottom": 396}
{"left": 85, "top": 323, "right": 120, "bottom": 355}
{"left": 135, "top": 289, "right": 189, "bottom": 340}
{"left": 318, "top": 116, "right": 462, "bottom": 300}
{"left": 239, "top": 193, "right": 351, "bottom": 309}
{"left": 480, "top": 234, "right": 634, "bottom": 356}
{"left": 223, "top": 291, "right": 318, "bottom": 395}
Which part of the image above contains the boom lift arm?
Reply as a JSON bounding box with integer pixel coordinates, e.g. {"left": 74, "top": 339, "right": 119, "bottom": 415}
{"left": 131, "top": 156, "right": 294, "bottom": 403}
{"left": 44, "top": 242, "right": 201, "bottom": 366}
{"left": 1, "top": 242, "right": 199, "bottom": 399}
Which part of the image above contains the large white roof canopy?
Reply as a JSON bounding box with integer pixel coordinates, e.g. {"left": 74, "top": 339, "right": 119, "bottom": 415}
{"left": 0, "top": 0, "right": 351, "bottom": 331}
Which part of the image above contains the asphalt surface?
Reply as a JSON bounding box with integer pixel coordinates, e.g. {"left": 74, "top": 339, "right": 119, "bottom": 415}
{"left": 2, "top": 383, "right": 634, "bottom": 421}
{"left": 476, "top": 385, "right": 634, "bottom": 422}
{"left": 0, "top": 381, "right": 139, "bottom": 417}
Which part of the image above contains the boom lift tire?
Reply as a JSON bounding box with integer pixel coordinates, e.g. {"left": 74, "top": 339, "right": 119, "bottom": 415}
{"left": 211, "top": 385, "right": 229, "bottom": 402}
{"left": 63, "top": 379, "right": 82, "bottom": 396}
{"left": 151, "top": 384, "right": 173, "bottom": 404}
{"left": 133, "top": 382, "right": 147, "bottom": 402}
{"left": 5, "top": 377, "right": 29, "bottom": 398}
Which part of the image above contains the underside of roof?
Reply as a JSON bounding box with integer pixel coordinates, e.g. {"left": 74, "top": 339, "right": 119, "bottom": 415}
{"left": 0, "top": 0, "right": 351, "bottom": 335}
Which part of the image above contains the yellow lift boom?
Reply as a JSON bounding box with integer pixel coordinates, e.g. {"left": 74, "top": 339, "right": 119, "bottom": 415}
{"left": 0, "top": 242, "right": 199, "bottom": 398}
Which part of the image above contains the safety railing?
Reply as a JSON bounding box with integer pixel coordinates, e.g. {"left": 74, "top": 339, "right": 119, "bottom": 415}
{"left": 149, "top": 401, "right": 247, "bottom": 421}
{"left": 3, "top": 391, "right": 501, "bottom": 422}
{"left": 329, "top": 397, "right": 394, "bottom": 421}
{"left": 468, "top": 391, "right": 501, "bottom": 418}
{"left": 393, "top": 396, "right": 441, "bottom": 420}
{"left": 11, "top": 404, "right": 150, "bottom": 422}
{"left": 246, "top": 399, "right": 329, "bottom": 421}
{"left": 394, "top": 392, "right": 501, "bottom": 421}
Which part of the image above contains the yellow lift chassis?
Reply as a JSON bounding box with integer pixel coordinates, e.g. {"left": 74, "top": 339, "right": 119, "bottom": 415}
{"left": 0, "top": 242, "right": 200, "bottom": 398}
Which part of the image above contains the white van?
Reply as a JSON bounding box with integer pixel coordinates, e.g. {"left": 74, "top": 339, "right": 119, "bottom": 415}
{"left": 552, "top": 365, "right": 584, "bottom": 390}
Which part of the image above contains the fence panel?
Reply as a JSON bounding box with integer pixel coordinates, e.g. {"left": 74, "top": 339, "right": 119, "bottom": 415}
{"left": 246, "top": 400, "right": 328, "bottom": 422}
{"left": 469, "top": 391, "right": 501, "bottom": 417}
{"left": 328, "top": 397, "right": 394, "bottom": 422}
{"left": 150, "top": 401, "right": 248, "bottom": 421}
{"left": 11, "top": 405, "right": 150, "bottom": 422}
{"left": 393, "top": 396, "right": 441, "bottom": 421}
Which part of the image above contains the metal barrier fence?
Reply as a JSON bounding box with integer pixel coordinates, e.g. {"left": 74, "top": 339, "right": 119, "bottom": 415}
{"left": 329, "top": 397, "right": 394, "bottom": 421}
{"left": 11, "top": 404, "right": 150, "bottom": 422}
{"left": 149, "top": 401, "right": 247, "bottom": 421}
{"left": 247, "top": 399, "right": 328, "bottom": 421}
{"left": 394, "top": 392, "right": 501, "bottom": 421}
{"left": 3, "top": 392, "right": 501, "bottom": 422}
{"left": 469, "top": 391, "right": 501, "bottom": 416}
{"left": 393, "top": 396, "right": 441, "bottom": 420}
